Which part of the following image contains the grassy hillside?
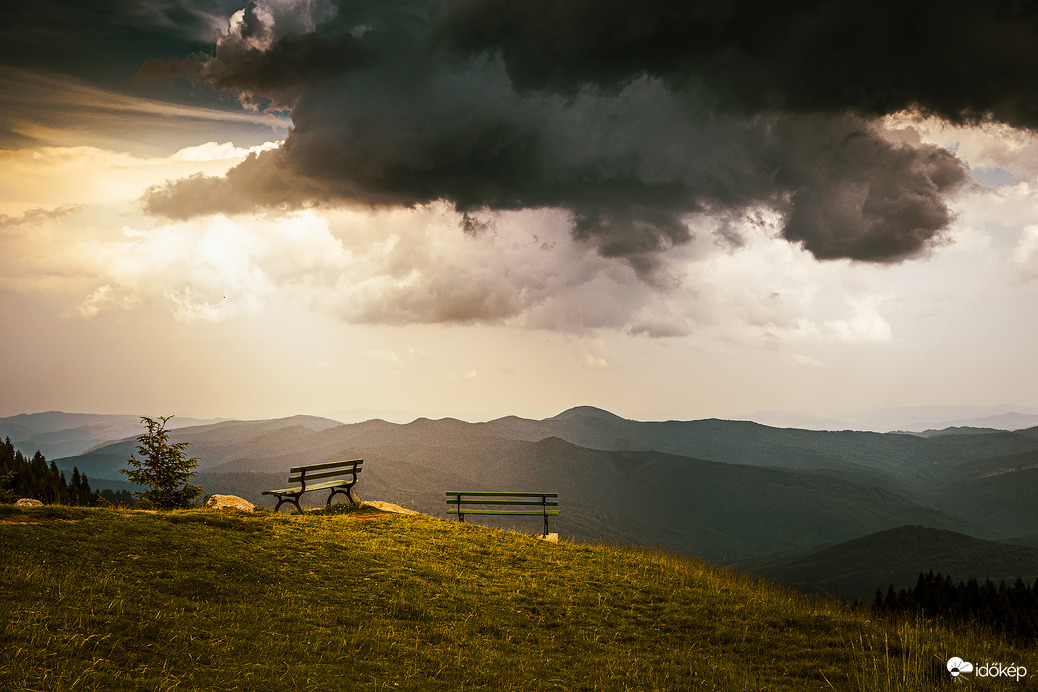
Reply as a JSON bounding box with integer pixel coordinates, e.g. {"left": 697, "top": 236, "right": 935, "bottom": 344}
{"left": 736, "top": 526, "right": 1038, "bottom": 602}
{"left": 2, "top": 504, "right": 1036, "bottom": 691}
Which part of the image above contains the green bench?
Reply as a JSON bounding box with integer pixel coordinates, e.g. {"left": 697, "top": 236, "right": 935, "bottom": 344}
{"left": 446, "top": 491, "right": 559, "bottom": 537}
{"left": 263, "top": 459, "right": 363, "bottom": 513}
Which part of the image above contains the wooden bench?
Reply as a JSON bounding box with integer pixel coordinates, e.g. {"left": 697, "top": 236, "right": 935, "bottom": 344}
{"left": 263, "top": 459, "right": 363, "bottom": 513}
{"left": 446, "top": 491, "right": 559, "bottom": 537}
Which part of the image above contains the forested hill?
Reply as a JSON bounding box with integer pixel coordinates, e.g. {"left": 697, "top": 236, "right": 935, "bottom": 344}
{"left": 0, "top": 436, "right": 100, "bottom": 506}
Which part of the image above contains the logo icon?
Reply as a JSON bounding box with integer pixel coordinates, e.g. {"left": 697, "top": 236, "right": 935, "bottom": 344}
{"left": 947, "top": 657, "right": 974, "bottom": 678}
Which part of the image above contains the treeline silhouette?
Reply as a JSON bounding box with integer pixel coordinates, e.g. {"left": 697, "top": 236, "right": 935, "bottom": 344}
{"left": 874, "top": 570, "right": 1038, "bottom": 642}
{"left": 1, "top": 436, "right": 100, "bottom": 505}
{"left": 0, "top": 436, "right": 134, "bottom": 507}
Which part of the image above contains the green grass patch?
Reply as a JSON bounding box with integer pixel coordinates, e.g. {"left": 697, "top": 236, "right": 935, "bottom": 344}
{"left": 1, "top": 507, "right": 1035, "bottom": 690}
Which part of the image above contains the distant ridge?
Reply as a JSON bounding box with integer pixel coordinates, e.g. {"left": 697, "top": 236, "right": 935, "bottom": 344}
{"left": 736, "top": 525, "right": 1038, "bottom": 601}
{"left": 913, "top": 426, "right": 1005, "bottom": 437}
{"left": 0, "top": 411, "right": 220, "bottom": 459}
{"left": 550, "top": 405, "right": 629, "bottom": 422}
{"left": 745, "top": 405, "right": 1038, "bottom": 433}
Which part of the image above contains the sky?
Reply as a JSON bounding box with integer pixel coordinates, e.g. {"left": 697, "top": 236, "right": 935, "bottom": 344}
{"left": 3, "top": 0, "right": 1038, "bottom": 424}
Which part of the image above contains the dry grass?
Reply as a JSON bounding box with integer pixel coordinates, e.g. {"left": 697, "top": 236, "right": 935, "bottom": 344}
{"left": 0, "top": 504, "right": 1035, "bottom": 690}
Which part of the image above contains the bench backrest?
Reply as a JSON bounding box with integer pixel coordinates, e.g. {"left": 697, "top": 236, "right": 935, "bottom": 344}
{"left": 445, "top": 491, "right": 559, "bottom": 513}
{"left": 290, "top": 459, "right": 362, "bottom": 489}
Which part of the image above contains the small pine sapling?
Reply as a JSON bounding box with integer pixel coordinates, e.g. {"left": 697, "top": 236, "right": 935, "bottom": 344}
{"left": 122, "top": 415, "right": 205, "bottom": 509}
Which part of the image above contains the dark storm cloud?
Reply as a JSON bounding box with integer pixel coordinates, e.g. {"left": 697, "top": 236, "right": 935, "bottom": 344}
{"left": 766, "top": 116, "right": 969, "bottom": 261}
{"left": 430, "top": 0, "right": 1038, "bottom": 128}
{"left": 166, "top": 0, "right": 373, "bottom": 109}
{"left": 194, "top": 29, "right": 370, "bottom": 106}
{"left": 142, "top": 0, "right": 991, "bottom": 268}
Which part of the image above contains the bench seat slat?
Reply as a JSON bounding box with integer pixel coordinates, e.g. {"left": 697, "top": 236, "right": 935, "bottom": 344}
{"left": 296, "top": 479, "right": 355, "bottom": 492}
{"left": 448, "top": 509, "right": 561, "bottom": 516}
{"left": 290, "top": 460, "right": 362, "bottom": 473}
{"left": 262, "top": 487, "right": 300, "bottom": 496}
{"left": 264, "top": 479, "right": 354, "bottom": 495}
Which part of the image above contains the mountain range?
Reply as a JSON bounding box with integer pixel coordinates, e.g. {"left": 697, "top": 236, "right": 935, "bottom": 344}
{"left": 4, "top": 406, "right": 1038, "bottom": 597}
{"left": 0, "top": 411, "right": 221, "bottom": 460}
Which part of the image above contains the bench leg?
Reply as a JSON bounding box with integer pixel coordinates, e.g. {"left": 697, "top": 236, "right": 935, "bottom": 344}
{"left": 327, "top": 484, "right": 360, "bottom": 508}
{"left": 272, "top": 494, "right": 303, "bottom": 513}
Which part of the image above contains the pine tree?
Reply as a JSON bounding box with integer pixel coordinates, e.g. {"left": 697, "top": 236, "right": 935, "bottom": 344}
{"left": 78, "top": 470, "right": 93, "bottom": 505}
{"left": 98, "top": 488, "right": 135, "bottom": 507}
{"left": 0, "top": 470, "right": 15, "bottom": 503}
{"left": 121, "top": 415, "right": 205, "bottom": 509}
